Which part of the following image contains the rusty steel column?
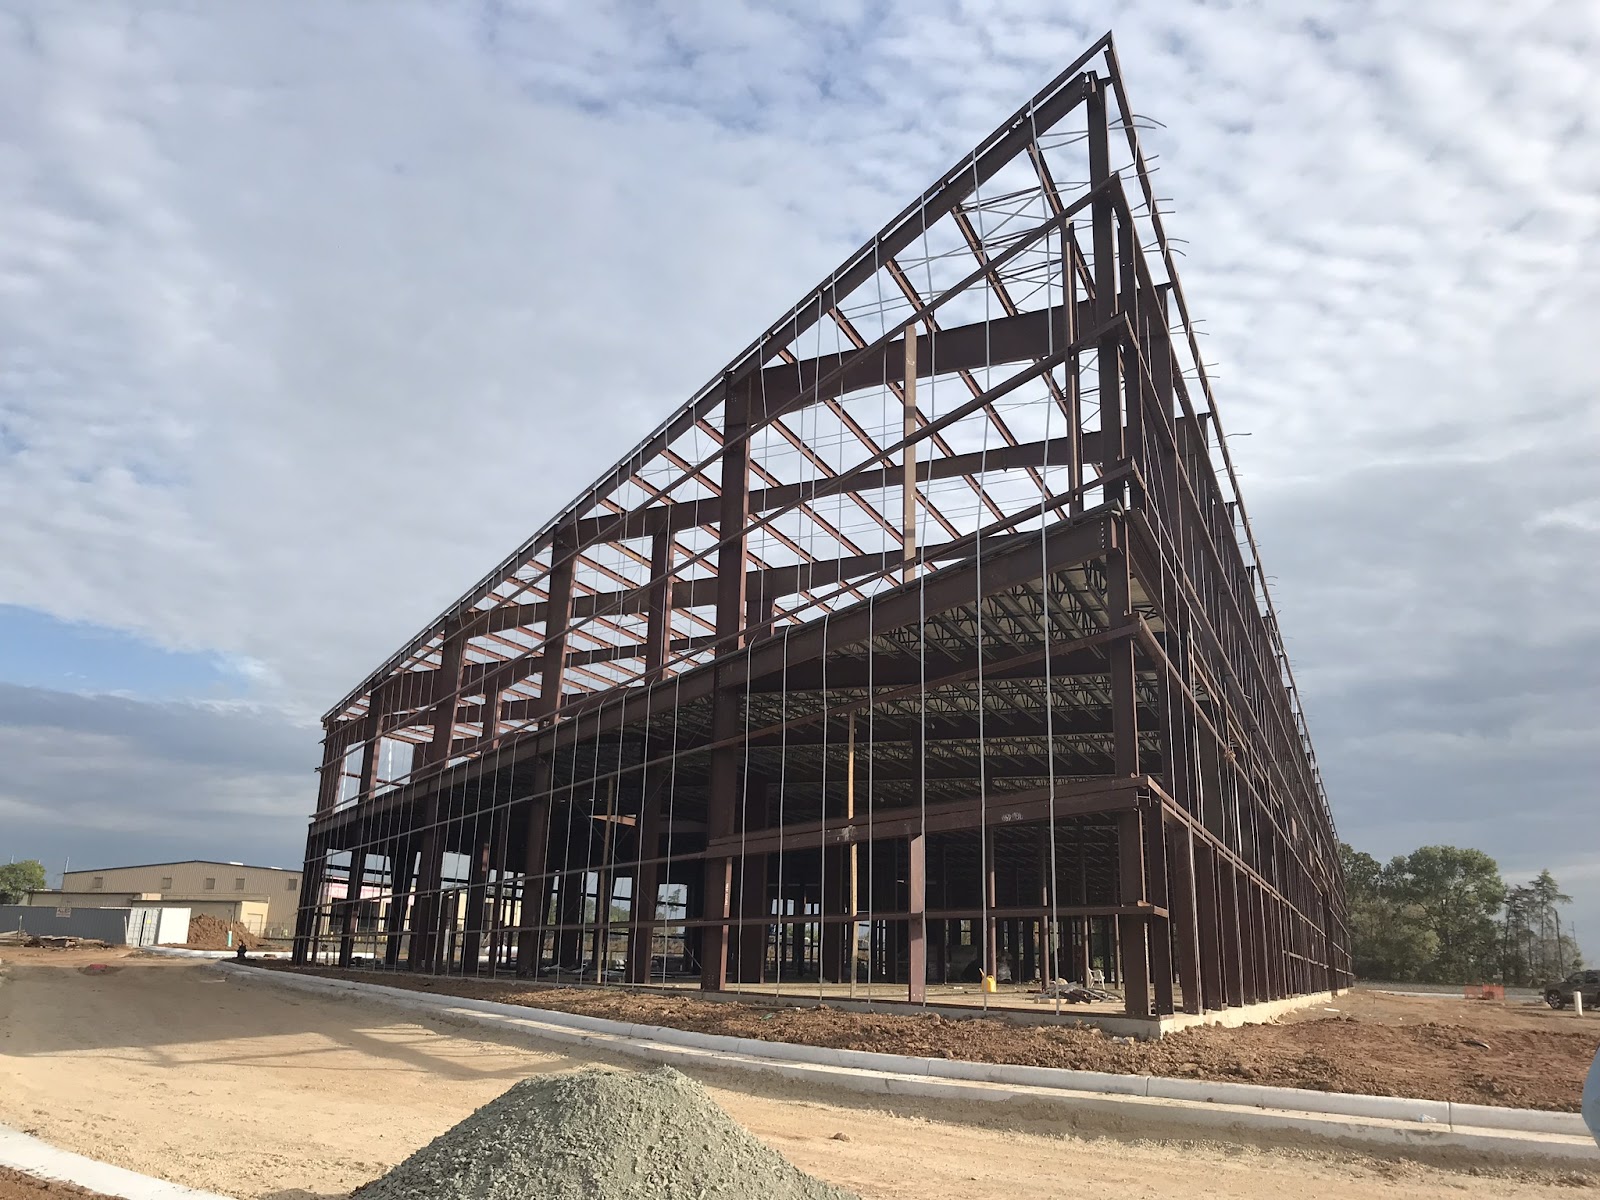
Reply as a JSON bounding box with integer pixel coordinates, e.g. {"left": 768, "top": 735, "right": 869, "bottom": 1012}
{"left": 735, "top": 852, "right": 769, "bottom": 985}
{"left": 461, "top": 817, "right": 493, "bottom": 975}
{"left": 1193, "top": 838, "right": 1224, "bottom": 1009}
{"left": 1167, "top": 819, "right": 1204, "bottom": 1014}
{"left": 291, "top": 836, "right": 326, "bottom": 965}
{"left": 419, "top": 633, "right": 464, "bottom": 772}
{"left": 1219, "top": 861, "right": 1245, "bottom": 1007}
{"left": 313, "top": 729, "right": 342, "bottom": 816}
{"left": 1117, "top": 807, "right": 1150, "bottom": 1017}
{"left": 383, "top": 839, "right": 415, "bottom": 967}
{"left": 907, "top": 831, "right": 927, "bottom": 1003}
{"left": 701, "top": 386, "right": 751, "bottom": 993}
{"left": 902, "top": 322, "right": 918, "bottom": 582}
{"left": 1145, "top": 810, "right": 1174, "bottom": 1016}
{"left": 408, "top": 795, "right": 445, "bottom": 972}
{"left": 537, "top": 535, "right": 576, "bottom": 720}
{"left": 1087, "top": 76, "right": 1123, "bottom": 507}
{"left": 626, "top": 781, "right": 663, "bottom": 983}
{"left": 645, "top": 533, "right": 673, "bottom": 675}
{"left": 337, "top": 848, "right": 366, "bottom": 969}
{"left": 515, "top": 762, "right": 552, "bottom": 977}
{"left": 734, "top": 778, "right": 769, "bottom": 985}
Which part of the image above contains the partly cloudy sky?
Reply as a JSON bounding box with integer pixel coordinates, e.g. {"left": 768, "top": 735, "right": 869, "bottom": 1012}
{"left": 2, "top": 3, "right": 1596, "bottom": 946}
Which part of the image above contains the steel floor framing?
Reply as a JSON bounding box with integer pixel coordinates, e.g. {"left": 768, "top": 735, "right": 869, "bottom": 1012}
{"left": 293, "top": 34, "right": 1351, "bottom": 1021}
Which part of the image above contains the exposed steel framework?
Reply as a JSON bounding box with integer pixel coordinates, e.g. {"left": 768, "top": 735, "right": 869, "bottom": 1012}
{"left": 293, "top": 34, "right": 1352, "bottom": 1021}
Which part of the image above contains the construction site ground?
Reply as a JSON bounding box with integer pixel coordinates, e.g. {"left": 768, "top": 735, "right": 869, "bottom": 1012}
{"left": 0, "top": 1165, "right": 115, "bottom": 1200}
{"left": 1, "top": 947, "right": 1595, "bottom": 1200}
{"left": 261, "top": 961, "right": 1600, "bottom": 1112}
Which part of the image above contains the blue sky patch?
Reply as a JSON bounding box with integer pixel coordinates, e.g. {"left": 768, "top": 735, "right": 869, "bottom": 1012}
{"left": 0, "top": 604, "right": 248, "bottom": 700}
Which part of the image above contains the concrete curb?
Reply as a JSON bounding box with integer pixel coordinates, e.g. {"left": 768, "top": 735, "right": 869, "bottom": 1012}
{"left": 220, "top": 964, "right": 1599, "bottom": 1163}
{"left": 0, "top": 1123, "right": 234, "bottom": 1199}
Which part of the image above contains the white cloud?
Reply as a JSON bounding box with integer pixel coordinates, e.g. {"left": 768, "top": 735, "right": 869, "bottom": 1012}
{"left": 1, "top": 2, "right": 1597, "bottom": 939}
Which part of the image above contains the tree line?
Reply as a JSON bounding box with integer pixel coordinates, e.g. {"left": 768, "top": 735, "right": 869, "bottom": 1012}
{"left": 1340, "top": 843, "right": 1583, "bottom": 985}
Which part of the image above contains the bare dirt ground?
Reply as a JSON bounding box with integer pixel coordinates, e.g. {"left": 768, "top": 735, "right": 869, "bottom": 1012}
{"left": 0, "top": 1166, "right": 114, "bottom": 1200}
{"left": 0, "top": 948, "right": 1595, "bottom": 1200}
{"left": 261, "top": 961, "right": 1600, "bottom": 1111}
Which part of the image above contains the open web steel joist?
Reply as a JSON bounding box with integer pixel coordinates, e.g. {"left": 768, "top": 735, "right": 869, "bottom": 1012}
{"left": 293, "top": 33, "right": 1352, "bottom": 1022}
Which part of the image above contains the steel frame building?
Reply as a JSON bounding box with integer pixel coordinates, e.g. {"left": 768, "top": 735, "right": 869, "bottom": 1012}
{"left": 293, "top": 34, "right": 1351, "bottom": 1022}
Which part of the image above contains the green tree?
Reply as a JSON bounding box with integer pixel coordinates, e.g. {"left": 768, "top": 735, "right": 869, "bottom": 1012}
{"left": 1385, "top": 845, "right": 1504, "bottom": 983}
{"left": 0, "top": 860, "right": 47, "bottom": 904}
{"left": 1501, "top": 884, "right": 1536, "bottom": 986}
{"left": 1340, "top": 843, "right": 1436, "bottom": 980}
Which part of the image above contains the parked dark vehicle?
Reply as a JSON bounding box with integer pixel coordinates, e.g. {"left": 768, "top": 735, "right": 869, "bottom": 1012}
{"left": 1544, "top": 969, "right": 1600, "bottom": 1010}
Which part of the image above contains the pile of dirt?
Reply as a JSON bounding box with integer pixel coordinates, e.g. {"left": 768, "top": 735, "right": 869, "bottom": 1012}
{"left": 172, "top": 913, "right": 264, "bottom": 951}
{"left": 0, "top": 1165, "right": 117, "bottom": 1199}
{"left": 354, "top": 1067, "right": 857, "bottom": 1200}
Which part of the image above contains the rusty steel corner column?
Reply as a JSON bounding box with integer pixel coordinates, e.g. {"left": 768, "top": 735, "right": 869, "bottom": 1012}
{"left": 1117, "top": 806, "right": 1150, "bottom": 1018}
{"left": 314, "top": 727, "right": 342, "bottom": 817}
{"left": 1167, "top": 819, "right": 1203, "bottom": 1014}
{"left": 626, "top": 783, "right": 663, "bottom": 984}
{"left": 292, "top": 837, "right": 326, "bottom": 965}
{"left": 1145, "top": 811, "right": 1174, "bottom": 1016}
{"left": 908, "top": 832, "right": 927, "bottom": 1004}
{"left": 1087, "top": 75, "right": 1125, "bottom": 509}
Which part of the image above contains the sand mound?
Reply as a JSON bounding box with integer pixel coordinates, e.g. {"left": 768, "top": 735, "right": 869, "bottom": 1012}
{"left": 172, "top": 913, "right": 263, "bottom": 950}
{"left": 354, "top": 1066, "right": 858, "bottom": 1200}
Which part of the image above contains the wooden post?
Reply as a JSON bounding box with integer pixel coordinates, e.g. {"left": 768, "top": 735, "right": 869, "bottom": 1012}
{"left": 908, "top": 832, "right": 927, "bottom": 1003}
{"left": 591, "top": 778, "right": 617, "bottom": 983}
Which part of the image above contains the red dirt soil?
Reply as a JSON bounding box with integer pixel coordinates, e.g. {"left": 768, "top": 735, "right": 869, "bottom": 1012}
{"left": 258, "top": 964, "right": 1600, "bottom": 1113}
{"left": 0, "top": 1167, "right": 114, "bottom": 1200}
{"left": 167, "top": 913, "right": 263, "bottom": 951}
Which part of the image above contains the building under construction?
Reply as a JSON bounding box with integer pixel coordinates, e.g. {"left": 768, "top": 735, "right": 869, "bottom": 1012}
{"left": 293, "top": 34, "right": 1351, "bottom": 1027}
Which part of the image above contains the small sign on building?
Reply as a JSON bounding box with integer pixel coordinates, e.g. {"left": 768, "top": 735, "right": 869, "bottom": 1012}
{"left": 55, "top": 907, "right": 72, "bottom": 918}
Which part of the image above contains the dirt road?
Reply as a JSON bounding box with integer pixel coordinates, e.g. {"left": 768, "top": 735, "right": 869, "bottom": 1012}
{"left": 0, "top": 949, "right": 1593, "bottom": 1199}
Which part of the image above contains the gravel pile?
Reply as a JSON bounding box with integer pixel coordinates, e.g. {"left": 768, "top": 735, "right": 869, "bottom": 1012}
{"left": 354, "top": 1066, "right": 859, "bottom": 1200}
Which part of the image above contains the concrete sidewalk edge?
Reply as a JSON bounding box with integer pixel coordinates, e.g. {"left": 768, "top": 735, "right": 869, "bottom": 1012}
{"left": 219, "top": 962, "right": 1598, "bottom": 1164}
{"left": 0, "top": 1124, "right": 235, "bottom": 1200}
